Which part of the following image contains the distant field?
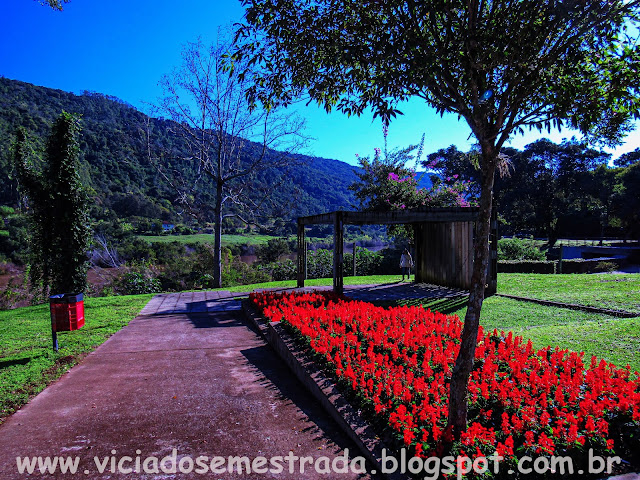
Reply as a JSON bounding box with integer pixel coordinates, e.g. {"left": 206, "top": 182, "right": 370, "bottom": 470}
{"left": 137, "top": 233, "right": 278, "bottom": 246}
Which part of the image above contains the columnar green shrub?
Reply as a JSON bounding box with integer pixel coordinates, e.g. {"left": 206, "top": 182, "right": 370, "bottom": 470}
{"left": 13, "top": 113, "right": 91, "bottom": 295}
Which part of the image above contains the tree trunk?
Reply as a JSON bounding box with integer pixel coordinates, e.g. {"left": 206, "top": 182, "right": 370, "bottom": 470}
{"left": 447, "top": 145, "right": 497, "bottom": 437}
{"left": 213, "top": 181, "right": 223, "bottom": 289}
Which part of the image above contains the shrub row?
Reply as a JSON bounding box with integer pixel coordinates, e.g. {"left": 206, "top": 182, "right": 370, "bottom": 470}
{"left": 499, "top": 257, "right": 626, "bottom": 274}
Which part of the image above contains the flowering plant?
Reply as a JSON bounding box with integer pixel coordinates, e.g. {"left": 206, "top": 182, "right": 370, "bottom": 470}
{"left": 350, "top": 135, "right": 477, "bottom": 214}
{"left": 250, "top": 291, "right": 640, "bottom": 477}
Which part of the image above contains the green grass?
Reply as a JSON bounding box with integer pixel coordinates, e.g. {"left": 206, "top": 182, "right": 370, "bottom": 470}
{"left": 394, "top": 288, "right": 640, "bottom": 374}
{"left": 498, "top": 273, "right": 640, "bottom": 313}
{"left": 137, "top": 233, "right": 278, "bottom": 246}
{"left": 0, "top": 294, "right": 153, "bottom": 424}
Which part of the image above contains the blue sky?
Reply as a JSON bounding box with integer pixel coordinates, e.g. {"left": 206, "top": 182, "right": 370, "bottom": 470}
{"left": 2, "top": 0, "right": 639, "bottom": 166}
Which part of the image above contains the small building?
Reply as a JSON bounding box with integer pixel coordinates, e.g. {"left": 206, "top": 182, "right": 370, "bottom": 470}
{"left": 296, "top": 207, "right": 497, "bottom": 295}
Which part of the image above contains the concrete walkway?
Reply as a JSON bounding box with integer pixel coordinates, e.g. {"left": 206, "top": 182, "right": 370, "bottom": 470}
{"left": 0, "top": 291, "right": 373, "bottom": 479}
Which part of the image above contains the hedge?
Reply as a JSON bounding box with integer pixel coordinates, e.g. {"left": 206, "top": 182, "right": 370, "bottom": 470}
{"left": 499, "top": 256, "right": 626, "bottom": 274}
{"left": 498, "top": 260, "right": 556, "bottom": 274}
{"left": 559, "top": 256, "right": 627, "bottom": 274}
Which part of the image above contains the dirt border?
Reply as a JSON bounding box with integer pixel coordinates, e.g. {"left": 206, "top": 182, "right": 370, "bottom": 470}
{"left": 495, "top": 294, "right": 639, "bottom": 318}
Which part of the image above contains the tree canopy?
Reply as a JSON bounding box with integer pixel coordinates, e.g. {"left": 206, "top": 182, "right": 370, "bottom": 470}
{"left": 236, "top": 0, "right": 640, "bottom": 435}
{"left": 237, "top": 0, "right": 640, "bottom": 148}
{"left": 38, "top": 0, "right": 69, "bottom": 11}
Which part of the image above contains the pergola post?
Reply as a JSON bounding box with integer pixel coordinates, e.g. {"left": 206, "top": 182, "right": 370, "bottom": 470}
{"left": 333, "top": 211, "right": 344, "bottom": 295}
{"left": 486, "top": 207, "right": 498, "bottom": 296}
{"left": 413, "top": 223, "right": 421, "bottom": 283}
{"left": 352, "top": 242, "right": 357, "bottom": 277}
{"left": 297, "top": 219, "right": 306, "bottom": 288}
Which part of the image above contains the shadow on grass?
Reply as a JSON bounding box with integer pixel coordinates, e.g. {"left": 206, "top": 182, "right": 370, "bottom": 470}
{"left": 371, "top": 295, "right": 469, "bottom": 315}
{"left": 0, "top": 357, "right": 33, "bottom": 370}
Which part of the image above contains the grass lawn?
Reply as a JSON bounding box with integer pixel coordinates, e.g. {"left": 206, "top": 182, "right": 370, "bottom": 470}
{"left": 498, "top": 273, "right": 640, "bottom": 313}
{"left": 137, "top": 233, "right": 278, "bottom": 246}
{"left": 2, "top": 273, "right": 637, "bottom": 424}
{"left": 450, "top": 296, "right": 640, "bottom": 373}
{"left": 0, "top": 294, "right": 153, "bottom": 424}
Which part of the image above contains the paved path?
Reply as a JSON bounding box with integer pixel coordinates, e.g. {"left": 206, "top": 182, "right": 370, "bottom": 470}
{"left": 0, "top": 291, "right": 373, "bottom": 479}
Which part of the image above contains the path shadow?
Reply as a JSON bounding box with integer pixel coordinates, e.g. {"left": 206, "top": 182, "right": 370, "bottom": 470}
{"left": 400, "top": 295, "right": 469, "bottom": 314}
{"left": 239, "top": 344, "right": 379, "bottom": 478}
{"left": 184, "top": 310, "right": 245, "bottom": 329}
{"left": 333, "top": 282, "right": 471, "bottom": 315}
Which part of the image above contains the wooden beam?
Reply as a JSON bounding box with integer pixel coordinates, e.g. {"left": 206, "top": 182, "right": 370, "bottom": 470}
{"left": 298, "top": 207, "right": 479, "bottom": 226}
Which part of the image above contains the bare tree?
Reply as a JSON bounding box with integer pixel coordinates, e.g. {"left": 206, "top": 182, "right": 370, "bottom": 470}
{"left": 151, "top": 33, "right": 307, "bottom": 288}
{"left": 91, "top": 233, "right": 122, "bottom": 268}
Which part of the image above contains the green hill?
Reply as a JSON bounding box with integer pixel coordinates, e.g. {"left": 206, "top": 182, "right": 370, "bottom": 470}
{"left": 0, "top": 77, "right": 358, "bottom": 225}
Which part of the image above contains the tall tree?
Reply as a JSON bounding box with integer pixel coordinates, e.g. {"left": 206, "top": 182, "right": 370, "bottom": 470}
{"left": 236, "top": 0, "right": 640, "bottom": 435}
{"left": 152, "top": 34, "right": 306, "bottom": 288}
{"left": 612, "top": 162, "right": 640, "bottom": 238}
{"left": 13, "top": 112, "right": 91, "bottom": 295}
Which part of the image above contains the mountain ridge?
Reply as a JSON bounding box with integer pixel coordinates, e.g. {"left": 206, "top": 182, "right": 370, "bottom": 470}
{"left": 0, "top": 76, "right": 360, "bottom": 226}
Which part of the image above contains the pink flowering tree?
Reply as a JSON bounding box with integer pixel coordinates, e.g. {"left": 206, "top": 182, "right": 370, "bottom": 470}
{"left": 350, "top": 136, "right": 476, "bottom": 213}
{"left": 349, "top": 136, "right": 476, "bottom": 241}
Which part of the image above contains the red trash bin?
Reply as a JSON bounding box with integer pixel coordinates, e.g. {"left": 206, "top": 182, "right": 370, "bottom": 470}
{"left": 50, "top": 293, "right": 85, "bottom": 332}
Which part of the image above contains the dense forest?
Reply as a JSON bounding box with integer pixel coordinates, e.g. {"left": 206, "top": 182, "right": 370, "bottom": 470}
{"left": 0, "top": 77, "right": 359, "bottom": 228}
{"left": 428, "top": 141, "right": 640, "bottom": 241}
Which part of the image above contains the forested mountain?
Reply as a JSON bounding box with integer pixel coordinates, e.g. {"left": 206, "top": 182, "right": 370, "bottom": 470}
{"left": 0, "top": 77, "right": 358, "bottom": 225}
{"left": 2, "top": 77, "right": 637, "bottom": 241}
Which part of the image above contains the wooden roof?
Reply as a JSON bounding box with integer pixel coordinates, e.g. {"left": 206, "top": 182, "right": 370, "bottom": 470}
{"left": 298, "top": 207, "right": 480, "bottom": 226}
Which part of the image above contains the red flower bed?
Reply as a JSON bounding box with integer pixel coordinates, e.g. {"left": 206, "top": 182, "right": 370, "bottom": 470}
{"left": 250, "top": 291, "right": 640, "bottom": 471}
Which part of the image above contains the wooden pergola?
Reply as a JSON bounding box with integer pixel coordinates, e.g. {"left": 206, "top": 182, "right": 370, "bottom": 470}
{"left": 297, "top": 207, "right": 497, "bottom": 296}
